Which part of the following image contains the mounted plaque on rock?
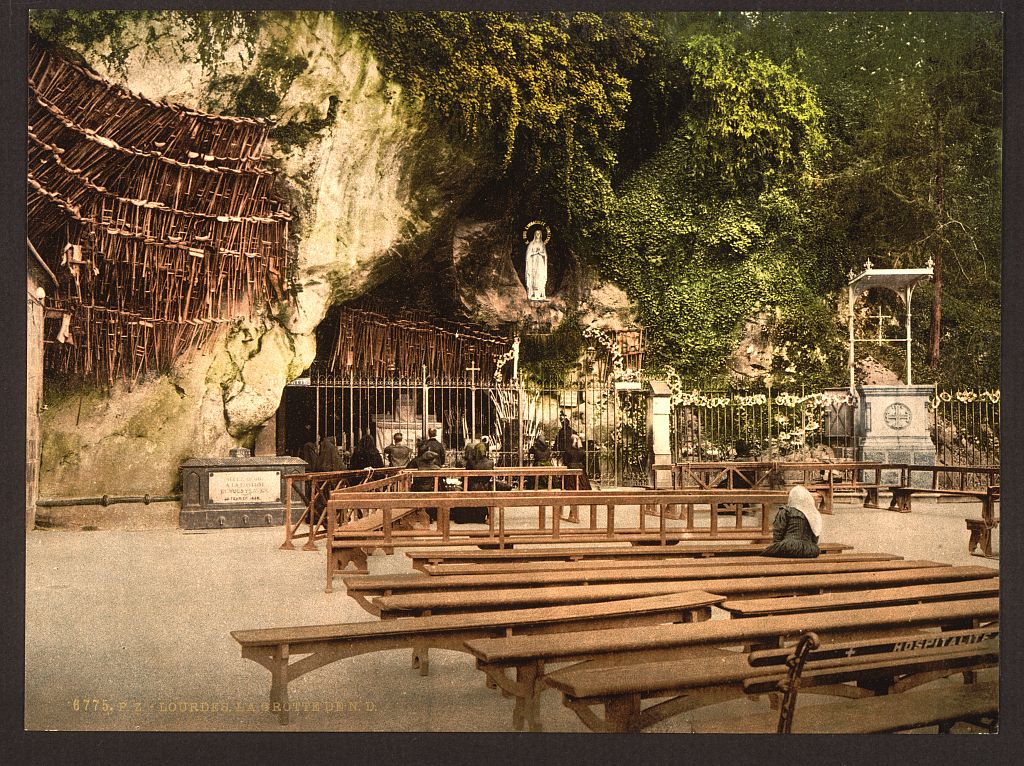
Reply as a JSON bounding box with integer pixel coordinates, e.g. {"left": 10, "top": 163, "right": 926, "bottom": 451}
{"left": 179, "top": 455, "right": 307, "bottom": 530}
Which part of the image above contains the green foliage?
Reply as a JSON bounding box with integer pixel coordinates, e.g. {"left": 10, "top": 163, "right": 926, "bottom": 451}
{"left": 596, "top": 33, "right": 829, "bottom": 384}
{"left": 519, "top": 317, "right": 586, "bottom": 382}
{"left": 350, "top": 11, "right": 657, "bottom": 247}
{"left": 678, "top": 35, "right": 826, "bottom": 192}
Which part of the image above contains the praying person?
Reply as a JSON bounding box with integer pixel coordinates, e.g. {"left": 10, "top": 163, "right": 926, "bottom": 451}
{"left": 424, "top": 427, "right": 446, "bottom": 466}
{"left": 383, "top": 432, "right": 413, "bottom": 467}
{"left": 763, "top": 485, "right": 822, "bottom": 558}
{"left": 349, "top": 434, "right": 384, "bottom": 470}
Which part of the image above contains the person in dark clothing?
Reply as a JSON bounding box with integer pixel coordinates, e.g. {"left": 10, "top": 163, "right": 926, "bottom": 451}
{"left": 528, "top": 435, "right": 553, "bottom": 489}
{"left": 529, "top": 435, "right": 553, "bottom": 465}
{"left": 410, "top": 450, "right": 441, "bottom": 520}
{"left": 423, "top": 428, "right": 446, "bottom": 466}
{"left": 349, "top": 434, "right": 384, "bottom": 471}
{"left": 314, "top": 437, "right": 346, "bottom": 472}
{"left": 763, "top": 485, "right": 822, "bottom": 558}
{"left": 561, "top": 433, "right": 591, "bottom": 493}
{"left": 299, "top": 441, "right": 319, "bottom": 471}
{"left": 563, "top": 433, "right": 585, "bottom": 470}
{"left": 383, "top": 432, "right": 413, "bottom": 467}
{"left": 555, "top": 415, "right": 573, "bottom": 455}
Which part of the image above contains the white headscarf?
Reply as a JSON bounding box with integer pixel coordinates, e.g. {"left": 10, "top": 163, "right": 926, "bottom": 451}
{"left": 788, "top": 485, "right": 823, "bottom": 538}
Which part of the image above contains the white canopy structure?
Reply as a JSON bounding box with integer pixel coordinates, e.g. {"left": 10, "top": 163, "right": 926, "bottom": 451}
{"left": 847, "top": 259, "right": 934, "bottom": 390}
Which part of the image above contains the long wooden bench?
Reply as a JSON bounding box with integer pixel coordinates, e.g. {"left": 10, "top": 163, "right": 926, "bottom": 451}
{"left": 343, "top": 557, "right": 923, "bottom": 616}
{"left": 464, "top": 596, "right": 999, "bottom": 731}
{"left": 406, "top": 542, "right": 854, "bottom": 571}
{"left": 230, "top": 590, "right": 721, "bottom": 724}
{"left": 544, "top": 627, "right": 999, "bottom": 732}
{"left": 719, "top": 578, "right": 999, "bottom": 618}
{"left": 421, "top": 551, "right": 898, "bottom": 577}
{"left": 325, "top": 488, "right": 785, "bottom": 586}
{"left": 373, "top": 565, "right": 996, "bottom": 619}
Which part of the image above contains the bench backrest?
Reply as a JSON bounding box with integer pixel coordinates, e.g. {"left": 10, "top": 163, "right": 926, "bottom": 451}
{"left": 326, "top": 488, "right": 784, "bottom": 550}
{"left": 543, "top": 627, "right": 999, "bottom": 700}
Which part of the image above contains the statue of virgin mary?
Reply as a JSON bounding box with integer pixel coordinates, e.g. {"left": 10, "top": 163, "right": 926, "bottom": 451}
{"left": 525, "top": 229, "right": 547, "bottom": 301}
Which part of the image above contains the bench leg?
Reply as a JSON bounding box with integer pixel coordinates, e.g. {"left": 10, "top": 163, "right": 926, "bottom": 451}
{"left": 411, "top": 645, "right": 430, "bottom": 677}
{"left": 339, "top": 548, "right": 369, "bottom": 575}
{"left": 889, "top": 492, "right": 912, "bottom": 513}
{"left": 967, "top": 525, "right": 982, "bottom": 555}
{"left": 509, "top": 662, "right": 543, "bottom": 732}
{"left": 979, "top": 526, "right": 994, "bottom": 558}
{"left": 269, "top": 645, "right": 290, "bottom": 725}
{"left": 604, "top": 694, "right": 642, "bottom": 732}
{"left": 864, "top": 487, "right": 880, "bottom": 508}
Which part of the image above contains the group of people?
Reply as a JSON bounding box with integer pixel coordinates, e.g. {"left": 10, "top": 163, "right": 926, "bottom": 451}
{"left": 299, "top": 428, "right": 449, "bottom": 473}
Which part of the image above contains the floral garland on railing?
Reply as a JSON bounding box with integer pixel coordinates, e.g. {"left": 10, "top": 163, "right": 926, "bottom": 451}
{"left": 583, "top": 325, "right": 639, "bottom": 383}
{"left": 928, "top": 389, "right": 1000, "bottom": 408}
{"left": 665, "top": 374, "right": 862, "bottom": 452}
{"left": 492, "top": 343, "right": 518, "bottom": 384}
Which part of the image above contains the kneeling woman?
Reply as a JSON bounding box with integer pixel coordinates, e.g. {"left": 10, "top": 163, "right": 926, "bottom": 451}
{"left": 764, "top": 485, "right": 822, "bottom": 558}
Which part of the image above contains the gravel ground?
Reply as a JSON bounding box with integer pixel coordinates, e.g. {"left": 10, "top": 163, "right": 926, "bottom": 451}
{"left": 24, "top": 494, "right": 998, "bottom": 732}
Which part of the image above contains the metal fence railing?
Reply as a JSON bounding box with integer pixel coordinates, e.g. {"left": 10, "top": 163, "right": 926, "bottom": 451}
{"left": 281, "top": 367, "right": 652, "bottom": 487}
{"left": 929, "top": 390, "right": 1000, "bottom": 469}
{"left": 670, "top": 387, "right": 856, "bottom": 462}
{"left": 670, "top": 387, "right": 1000, "bottom": 471}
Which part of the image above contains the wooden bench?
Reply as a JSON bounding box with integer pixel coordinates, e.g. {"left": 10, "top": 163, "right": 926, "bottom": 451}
{"left": 374, "top": 564, "right": 996, "bottom": 619}
{"left": 406, "top": 542, "right": 853, "bottom": 571}
{"left": 692, "top": 678, "right": 998, "bottom": 734}
{"left": 886, "top": 484, "right": 997, "bottom": 513}
{"left": 230, "top": 590, "right": 721, "bottom": 724}
{"left": 672, "top": 461, "right": 890, "bottom": 514}
{"left": 544, "top": 627, "right": 999, "bottom": 732}
{"left": 719, "top": 578, "right": 999, "bottom": 618}
{"left": 325, "top": 488, "right": 785, "bottom": 586}
{"left": 421, "top": 551, "right": 898, "bottom": 577}
{"left": 343, "top": 557, "right": 925, "bottom": 616}
{"left": 967, "top": 515, "right": 999, "bottom": 558}
{"left": 464, "top": 596, "right": 999, "bottom": 731}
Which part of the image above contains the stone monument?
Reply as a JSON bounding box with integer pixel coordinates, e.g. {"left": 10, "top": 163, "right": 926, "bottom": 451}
{"left": 180, "top": 449, "right": 307, "bottom": 529}
{"left": 847, "top": 259, "right": 936, "bottom": 485}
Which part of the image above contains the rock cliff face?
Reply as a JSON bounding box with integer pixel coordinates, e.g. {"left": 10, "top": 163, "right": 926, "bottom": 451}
{"left": 38, "top": 12, "right": 476, "bottom": 496}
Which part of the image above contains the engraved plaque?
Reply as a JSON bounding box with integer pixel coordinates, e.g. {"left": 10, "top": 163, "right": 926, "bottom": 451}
{"left": 208, "top": 470, "right": 281, "bottom": 504}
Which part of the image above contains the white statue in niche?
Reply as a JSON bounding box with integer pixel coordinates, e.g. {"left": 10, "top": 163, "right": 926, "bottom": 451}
{"left": 525, "top": 229, "right": 548, "bottom": 300}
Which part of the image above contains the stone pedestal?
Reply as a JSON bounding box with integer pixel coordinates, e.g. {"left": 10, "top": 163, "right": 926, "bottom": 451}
{"left": 647, "top": 380, "right": 673, "bottom": 489}
{"left": 855, "top": 385, "right": 936, "bottom": 485}
{"left": 179, "top": 455, "right": 307, "bottom": 529}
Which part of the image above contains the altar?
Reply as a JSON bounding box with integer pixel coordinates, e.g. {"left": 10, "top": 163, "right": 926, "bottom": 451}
{"left": 374, "top": 391, "right": 441, "bottom": 453}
